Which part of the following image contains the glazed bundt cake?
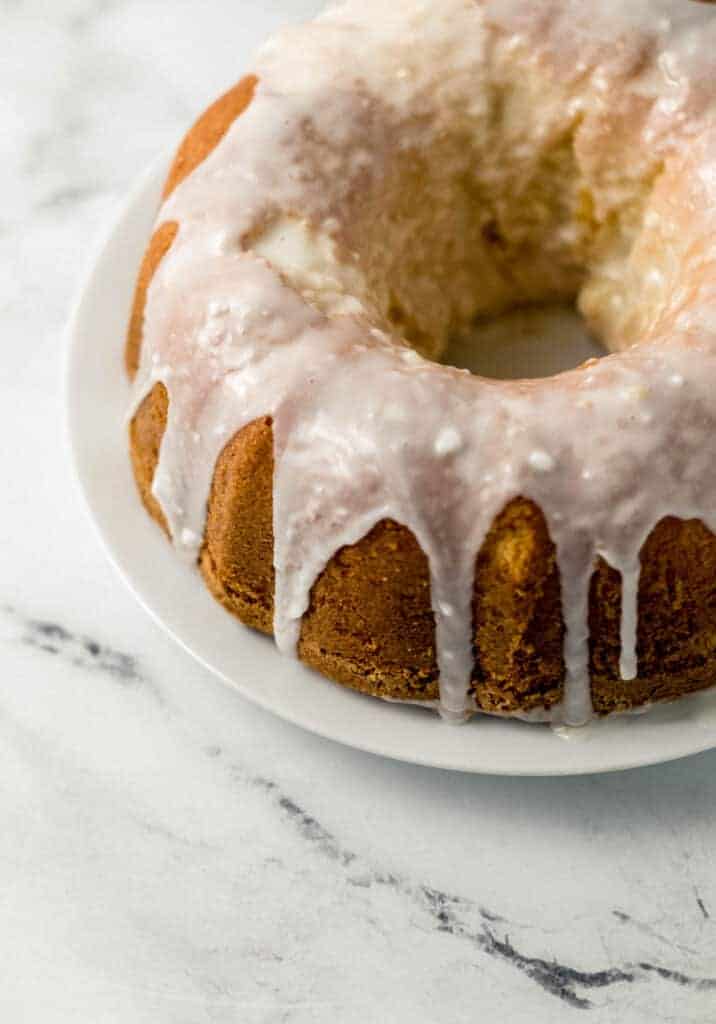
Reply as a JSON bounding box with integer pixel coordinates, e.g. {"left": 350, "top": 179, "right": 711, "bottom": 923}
{"left": 127, "top": 0, "right": 716, "bottom": 725}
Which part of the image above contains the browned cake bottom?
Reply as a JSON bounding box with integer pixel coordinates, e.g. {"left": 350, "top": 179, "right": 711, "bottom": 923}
{"left": 130, "top": 382, "right": 716, "bottom": 717}
{"left": 126, "top": 78, "right": 716, "bottom": 719}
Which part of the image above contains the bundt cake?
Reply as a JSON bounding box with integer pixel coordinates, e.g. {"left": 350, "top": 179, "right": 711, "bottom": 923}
{"left": 126, "top": 0, "right": 716, "bottom": 725}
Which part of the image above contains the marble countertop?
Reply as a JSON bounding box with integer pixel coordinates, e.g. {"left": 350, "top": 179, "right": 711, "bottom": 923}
{"left": 2, "top": 1, "right": 716, "bottom": 1020}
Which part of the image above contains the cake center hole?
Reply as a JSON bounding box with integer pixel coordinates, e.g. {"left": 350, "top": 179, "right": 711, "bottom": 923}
{"left": 440, "top": 302, "right": 604, "bottom": 380}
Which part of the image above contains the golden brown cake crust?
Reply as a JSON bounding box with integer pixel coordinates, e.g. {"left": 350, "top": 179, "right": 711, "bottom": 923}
{"left": 126, "top": 225, "right": 177, "bottom": 378}
{"left": 126, "top": 76, "right": 716, "bottom": 718}
{"left": 162, "top": 76, "right": 257, "bottom": 201}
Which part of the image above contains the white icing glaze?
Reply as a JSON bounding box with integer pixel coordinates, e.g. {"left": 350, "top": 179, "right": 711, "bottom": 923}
{"left": 131, "top": 0, "right": 716, "bottom": 725}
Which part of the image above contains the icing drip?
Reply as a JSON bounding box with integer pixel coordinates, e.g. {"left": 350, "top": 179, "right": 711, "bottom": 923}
{"left": 617, "top": 561, "right": 640, "bottom": 682}
{"left": 131, "top": 0, "right": 716, "bottom": 722}
{"left": 551, "top": 536, "right": 595, "bottom": 727}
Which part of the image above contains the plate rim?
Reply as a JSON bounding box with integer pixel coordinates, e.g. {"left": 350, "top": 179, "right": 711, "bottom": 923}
{"left": 64, "top": 153, "right": 716, "bottom": 777}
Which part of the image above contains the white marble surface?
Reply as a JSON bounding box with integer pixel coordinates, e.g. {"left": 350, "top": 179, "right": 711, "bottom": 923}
{"left": 2, "top": 1, "right": 716, "bottom": 1020}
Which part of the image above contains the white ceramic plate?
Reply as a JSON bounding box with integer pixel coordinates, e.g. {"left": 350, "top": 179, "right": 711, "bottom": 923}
{"left": 66, "top": 156, "right": 716, "bottom": 775}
